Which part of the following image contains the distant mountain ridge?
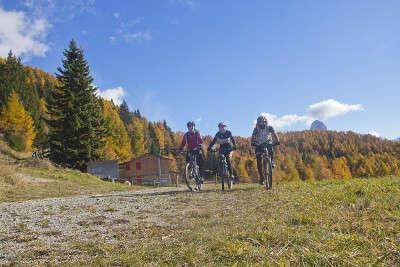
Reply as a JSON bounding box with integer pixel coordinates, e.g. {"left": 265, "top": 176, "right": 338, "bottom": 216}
{"left": 310, "top": 120, "right": 327, "bottom": 131}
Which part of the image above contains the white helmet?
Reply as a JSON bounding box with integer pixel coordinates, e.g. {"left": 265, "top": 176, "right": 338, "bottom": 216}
{"left": 257, "top": 115, "right": 268, "bottom": 126}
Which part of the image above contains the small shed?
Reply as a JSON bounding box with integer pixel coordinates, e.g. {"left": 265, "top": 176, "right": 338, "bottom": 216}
{"left": 119, "top": 154, "right": 178, "bottom": 186}
{"left": 87, "top": 160, "right": 119, "bottom": 180}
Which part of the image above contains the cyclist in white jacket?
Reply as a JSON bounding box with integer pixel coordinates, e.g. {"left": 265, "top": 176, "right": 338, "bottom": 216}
{"left": 251, "top": 115, "right": 280, "bottom": 184}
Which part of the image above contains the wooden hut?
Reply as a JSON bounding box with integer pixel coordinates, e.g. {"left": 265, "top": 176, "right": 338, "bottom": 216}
{"left": 119, "top": 154, "right": 178, "bottom": 186}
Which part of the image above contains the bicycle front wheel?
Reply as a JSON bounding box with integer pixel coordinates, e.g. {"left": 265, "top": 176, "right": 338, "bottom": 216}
{"left": 219, "top": 163, "right": 228, "bottom": 191}
{"left": 227, "top": 176, "right": 233, "bottom": 190}
{"left": 185, "top": 163, "right": 197, "bottom": 191}
{"left": 264, "top": 157, "right": 273, "bottom": 190}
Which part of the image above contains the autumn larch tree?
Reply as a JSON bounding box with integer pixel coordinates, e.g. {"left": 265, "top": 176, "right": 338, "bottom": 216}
{"left": 0, "top": 91, "right": 36, "bottom": 151}
{"left": 102, "top": 100, "right": 132, "bottom": 161}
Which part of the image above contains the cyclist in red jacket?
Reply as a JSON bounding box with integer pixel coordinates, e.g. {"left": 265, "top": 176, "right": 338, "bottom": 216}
{"left": 179, "top": 121, "right": 204, "bottom": 180}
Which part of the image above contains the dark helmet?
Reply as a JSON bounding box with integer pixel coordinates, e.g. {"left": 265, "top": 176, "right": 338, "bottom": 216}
{"left": 257, "top": 115, "right": 268, "bottom": 126}
{"left": 187, "top": 121, "right": 195, "bottom": 128}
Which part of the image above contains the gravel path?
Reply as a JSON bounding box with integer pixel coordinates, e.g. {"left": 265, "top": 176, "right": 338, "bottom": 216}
{"left": 0, "top": 186, "right": 194, "bottom": 265}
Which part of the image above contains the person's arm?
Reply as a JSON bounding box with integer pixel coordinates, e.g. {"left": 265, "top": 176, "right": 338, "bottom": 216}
{"left": 197, "top": 132, "right": 203, "bottom": 146}
{"left": 229, "top": 131, "right": 237, "bottom": 149}
{"left": 208, "top": 134, "right": 217, "bottom": 150}
{"left": 179, "top": 133, "right": 187, "bottom": 150}
{"left": 251, "top": 128, "right": 257, "bottom": 146}
{"left": 270, "top": 127, "right": 280, "bottom": 144}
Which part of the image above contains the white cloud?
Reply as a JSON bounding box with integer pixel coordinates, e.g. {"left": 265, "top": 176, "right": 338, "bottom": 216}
{"left": 113, "top": 12, "right": 120, "bottom": 19}
{"left": 124, "top": 17, "right": 144, "bottom": 27}
{"left": 123, "top": 30, "right": 152, "bottom": 43}
{"left": 97, "top": 86, "right": 125, "bottom": 105}
{"left": 259, "top": 99, "right": 364, "bottom": 130}
{"left": 307, "top": 99, "right": 363, "bottom": 121}
{"left": 113, "top": 17, "right": 150, "bottom": 44}
{"left": 259, "top": 113, "right": 309, "bottom": 129}
{"left": 22, "top": 0, "right": 96, "bottom": 21}
{"left": 109, "top": 36, "right": 116, "bottom": 42}
{"left": 170, "top": 0, "right": 197, "bottom": 8}
{"left": 368, "top": 131, "right": 380, "bottom": 137}
{"left": 0, "top": 7, "right": 50, "bottom": 57}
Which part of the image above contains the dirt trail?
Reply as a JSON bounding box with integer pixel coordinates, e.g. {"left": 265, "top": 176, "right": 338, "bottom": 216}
{"left": 0, "top": 186, "right": 200, "bottom": 264}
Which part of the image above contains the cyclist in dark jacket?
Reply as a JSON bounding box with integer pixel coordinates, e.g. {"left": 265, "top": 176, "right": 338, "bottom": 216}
{"left": 208, "top": 122, "right": 236, "bottom": 179}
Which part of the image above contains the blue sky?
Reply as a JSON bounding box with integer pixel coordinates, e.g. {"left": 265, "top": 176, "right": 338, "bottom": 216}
{"left": 1, "top": 0, "right": 399, "bottom": 138}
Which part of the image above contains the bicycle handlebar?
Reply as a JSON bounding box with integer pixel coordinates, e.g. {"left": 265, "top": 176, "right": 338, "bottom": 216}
{"left": 255, "top": 141, "right": 280, "bottom": 147}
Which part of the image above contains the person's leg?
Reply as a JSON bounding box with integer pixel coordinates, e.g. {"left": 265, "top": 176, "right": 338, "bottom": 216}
{"left": 256, "top": 153, "right": 263, "bottom": 184}
{"left": 185, "top": 152, "right": 190, "bottom": 165}
{"left": 196, "top": 150, "right": 205, "bottom": 181}
{"left": 268, "top": 146, "right": 275, "bottom": 168}
{"left": 226, "top": 151, "right": 234, "bottom": 178}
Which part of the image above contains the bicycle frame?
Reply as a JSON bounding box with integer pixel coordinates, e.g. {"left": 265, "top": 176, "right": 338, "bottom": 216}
{"left": 211, "top": 148, "right": 233, "bottom": 191}
{"left": 185, "top": 150, "right": 202, "bottom": 191}
{"left": 256, "top": 142, "right": 274, "bottom": 190}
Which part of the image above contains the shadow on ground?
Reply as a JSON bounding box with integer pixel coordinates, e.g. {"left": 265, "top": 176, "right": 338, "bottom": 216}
{"left": 89, "top": 184, "right": 257, "bottom": 198}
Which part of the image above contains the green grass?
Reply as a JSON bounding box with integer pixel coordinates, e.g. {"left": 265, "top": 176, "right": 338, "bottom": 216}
{"left": 0, "top": 163, "right": 140, "bottom": 203}
{"left": 21, "top": 176, "right": 398, "bottom": 266}
{"left": 0, "top": 138, "right": 141, "bottom": 202}
{"left": 1, "top": 135, "right": 399, "bottom": 265}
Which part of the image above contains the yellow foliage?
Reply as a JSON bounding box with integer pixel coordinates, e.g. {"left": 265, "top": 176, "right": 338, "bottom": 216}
{"left": 332, "top": 157, "right": 351, "bottom": 179}
{"left": 102, "top": 100, "right": 132, "bottom": 162}
{"left": 0, "top": 91, "right": 36, "bottom": 151}
{"left": 128, "top": 116, "right": 146, "bottom": 157}
{"left": 284, "top": 157, "right": 301, "bottom": 181}
{"left": 154, "top": 123, "right": 165, "bottom": 151}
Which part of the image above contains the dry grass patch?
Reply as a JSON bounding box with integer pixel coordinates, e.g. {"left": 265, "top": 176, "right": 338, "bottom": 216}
{"left": 1, "top": 177, "right": 399, "bottom": 266}
{"left": 0, "top": 163, "right": 21, "bottom": 186}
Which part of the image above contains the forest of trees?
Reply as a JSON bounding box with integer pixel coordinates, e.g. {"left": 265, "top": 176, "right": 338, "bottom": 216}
{"left": 1, "top": 40, "right": 399, "bottom": 179}
{"left": 206, "top": 131, "right": 400, "bottom": 182}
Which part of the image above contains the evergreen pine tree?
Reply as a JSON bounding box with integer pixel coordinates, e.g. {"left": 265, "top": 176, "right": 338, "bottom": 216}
{"left": 148, "top": 123, "right": 160, "bottom": 155}
{"left": 118, "top": 99, "right": 133, "bottom": 126}
{"left": 48, "top": 40, "right": 107, "bottom": 170}
{"left": 134, "top": 109, "right": 141, "bottom": 117}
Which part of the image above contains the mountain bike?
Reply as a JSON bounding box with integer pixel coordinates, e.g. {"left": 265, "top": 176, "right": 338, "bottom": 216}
{"left": 256, "top": 141, "right": 279, "bottom": 190}
{"left": 211, "top": 148, "right": 233, "bottom": 191}
{"left": 184, "top": 149, "right": 203, "bottom": 191}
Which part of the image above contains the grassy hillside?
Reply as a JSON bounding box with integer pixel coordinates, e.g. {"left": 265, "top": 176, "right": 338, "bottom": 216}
{"left": 73, "top": 178, "right": 400, "bottom": 266}
{"left": 0, "top": 139, "right": 138, "bottom": 203}
{"left": 1, "top": 177, "right": 399, "bottom": 265}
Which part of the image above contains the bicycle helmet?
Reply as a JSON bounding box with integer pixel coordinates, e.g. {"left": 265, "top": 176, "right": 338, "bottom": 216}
{"left": 187, "top": 121, "right": 195, "bottom": 128}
